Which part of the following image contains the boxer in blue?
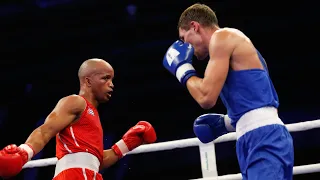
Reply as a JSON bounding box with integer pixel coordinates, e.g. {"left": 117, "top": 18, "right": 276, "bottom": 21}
{"left": 163, "top": 3, "right": 294, "bottom": 180}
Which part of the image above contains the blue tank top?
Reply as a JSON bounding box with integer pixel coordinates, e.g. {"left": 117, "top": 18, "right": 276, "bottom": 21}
{"left": 220, "top": 50, "right": 279, "bottom": 127}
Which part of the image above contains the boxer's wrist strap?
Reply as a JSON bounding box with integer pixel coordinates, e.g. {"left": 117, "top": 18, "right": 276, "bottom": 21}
{"left": 176, "top": 63, "right": 196, "bottom": 82}
{"left": 224, "top": 115, "right": 236, "bottom": 132}
{"left": 19, "top": 144, "right": 35, "bottom": 161}
{"left": 114, "top": 140, "right": 129, "bottom": 158}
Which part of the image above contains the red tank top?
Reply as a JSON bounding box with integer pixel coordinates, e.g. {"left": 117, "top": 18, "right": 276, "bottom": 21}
{"left": 56, "top": 96, "right": 104, "bottom": 164}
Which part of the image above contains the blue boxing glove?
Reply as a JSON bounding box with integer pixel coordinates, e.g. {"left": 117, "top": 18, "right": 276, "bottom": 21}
{"left": 193, "top": 114, "right": 230, "bottom": 143}
{"left": 163, "top": 40, "right": 197, "bottom": 86}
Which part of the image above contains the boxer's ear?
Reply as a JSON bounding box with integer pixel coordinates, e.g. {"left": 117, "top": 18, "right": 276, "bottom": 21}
{"left": 190, "top": 21, "right": 199, "bottom": 32}
{"left": 85, "top": 77, "right": 92, "bottom": 87}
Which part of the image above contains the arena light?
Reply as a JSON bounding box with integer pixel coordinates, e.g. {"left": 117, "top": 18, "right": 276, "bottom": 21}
{"left": 35, "top": 0, "right": 74, "bottom": 8}
{"left": 126, "top": 4, "right": 137, "bottom": 17}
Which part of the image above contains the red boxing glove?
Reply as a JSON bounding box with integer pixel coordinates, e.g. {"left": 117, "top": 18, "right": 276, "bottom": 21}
{"left": 112, "top": 121, "right": 157, "bottom": 158}
{"left": 0, "top": 144, "right": 34, "bottom": 178}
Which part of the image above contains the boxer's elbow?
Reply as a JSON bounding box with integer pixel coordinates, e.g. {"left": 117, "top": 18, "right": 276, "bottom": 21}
{"left": 189, "top": 79, "right": 217, "bottom": 109}
{"left": 198, "top": 96, "right": 216, "bottom": 109}
{"left": 198, "top": 84, "right": 217, "bottom": 109}
{"left": 199, "top": 102, "right": 215, "bottom": 109}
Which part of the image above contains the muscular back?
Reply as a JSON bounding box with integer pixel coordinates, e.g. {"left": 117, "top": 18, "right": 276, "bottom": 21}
{"left": 223, "top": 28, "right": 265, "bottom": 71}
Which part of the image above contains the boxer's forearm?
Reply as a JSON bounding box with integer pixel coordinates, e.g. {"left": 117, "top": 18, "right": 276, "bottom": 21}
{"left": 186, "top": 76, "right": 217, "bottom": 109}
{"left": 100, "top": 149, "right": 119, "bottom": 170}
{"left": 24, "top": 126, "right": 53, "bottom": 155}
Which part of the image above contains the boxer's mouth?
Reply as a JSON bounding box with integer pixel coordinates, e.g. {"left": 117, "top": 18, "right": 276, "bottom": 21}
{"left": 106, "top": 90, "right": 113, "bottom": 97}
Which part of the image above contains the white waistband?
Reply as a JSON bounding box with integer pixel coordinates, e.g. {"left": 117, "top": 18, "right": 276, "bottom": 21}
{"left": 236, "top": 107, "right": 284, "bottom": 140}
{"left": 54, "top": 152, "right": 100, "bottom": 177}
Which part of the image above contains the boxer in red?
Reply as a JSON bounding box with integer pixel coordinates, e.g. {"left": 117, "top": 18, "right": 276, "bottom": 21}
{"left": 0, "top": 58, "right": 157, "bottom": 179}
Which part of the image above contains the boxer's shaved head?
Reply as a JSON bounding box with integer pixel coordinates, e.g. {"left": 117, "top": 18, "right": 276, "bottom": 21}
{"left": 78, "top": 58, "right": 114, "bottom": 102}
{"left": 78, "top": 58, "right": 113, "bottom": 83}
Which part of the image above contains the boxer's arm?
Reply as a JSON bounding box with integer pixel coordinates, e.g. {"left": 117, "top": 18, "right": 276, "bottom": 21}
{"left": 186, "top": 30, "right": 235, "bottom": 109}
{"left": 24, "top": 95, "right": 85, "bottom": 155}
{"left": 100, "top": 149, "right": 119, "bottom": 170}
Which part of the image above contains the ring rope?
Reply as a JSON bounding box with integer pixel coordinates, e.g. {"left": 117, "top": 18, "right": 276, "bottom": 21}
{"left": 190, "top": 163, "right": 320, "bottom": 180}
{"left": 22, "top": 119, "right": 320, "bottom": 178}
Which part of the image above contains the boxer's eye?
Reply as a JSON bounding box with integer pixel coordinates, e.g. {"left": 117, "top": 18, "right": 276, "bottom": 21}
{"left": 102, "top": 75, "right": 109, "bottom": 79}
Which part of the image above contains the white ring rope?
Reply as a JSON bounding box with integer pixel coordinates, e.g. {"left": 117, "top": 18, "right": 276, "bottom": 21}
{"left": 190, "top": 163, "right": 320, "bottom": 180}
{"left": 23, "top": 119, "right": 320, "bottom": 178}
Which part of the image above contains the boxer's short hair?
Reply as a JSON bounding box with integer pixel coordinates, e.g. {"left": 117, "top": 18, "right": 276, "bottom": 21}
{"left": 178, "top": 3, "right": 218, "bottom": 30}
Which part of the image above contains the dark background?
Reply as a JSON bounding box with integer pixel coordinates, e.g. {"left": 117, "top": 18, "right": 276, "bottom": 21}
{"left": 0, "top": 0, "right": 319, "bottom": 179}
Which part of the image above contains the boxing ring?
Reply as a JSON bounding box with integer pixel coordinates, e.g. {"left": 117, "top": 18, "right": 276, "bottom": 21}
{"left": 23, "top": 119, "right": 320, "bottom": 179}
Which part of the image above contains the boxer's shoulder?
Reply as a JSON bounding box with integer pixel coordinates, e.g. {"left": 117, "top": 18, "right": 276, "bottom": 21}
{"left": 212, "top": 28, "right": 248, "bottom": 42}
{"left": 215, "top": 27, "right": 243, "bottom": 34}
{"left": 56, "top": 95, "right": 86, "bottom": 114}
{"left": 209, "top": 28, "right": 240, "bottom": 53}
